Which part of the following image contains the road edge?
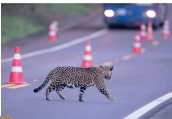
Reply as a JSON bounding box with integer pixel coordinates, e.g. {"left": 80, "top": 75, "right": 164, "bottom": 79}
{"left": 139, "top": 97, "right": 172, "bottom": 119}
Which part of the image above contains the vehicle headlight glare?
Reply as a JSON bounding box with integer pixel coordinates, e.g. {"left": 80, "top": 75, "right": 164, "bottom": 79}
{"left": 146, "top": 10, "right": 156, "bottom": 18}
{"left": 104, "top": 10, "right": 114, "bottom": 17}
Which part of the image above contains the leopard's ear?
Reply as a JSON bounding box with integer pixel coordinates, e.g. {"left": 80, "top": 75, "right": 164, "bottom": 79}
{"left": 99, "top": 66, "right": 103, "bottom": 73}
{"left": 110, "top": 66, "right": 114, "bottom": 71}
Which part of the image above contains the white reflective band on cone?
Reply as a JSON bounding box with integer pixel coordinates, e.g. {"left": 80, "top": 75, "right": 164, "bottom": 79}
{"left": 134, "top": 43, "right": 141, "bottom": 47}
{"left": 49, "top": 25, "right": 56, "bottom": 29}
{"left": 141, "top": 25, "right": 146, "bottom": 30}
{"left": 85, "top": 46, "right": 91, "bottom": 51}
{"left": 163, "top": 30, "right": 170, "bottom": 34}
{"left": 135, "top": 35, "right": 140, "bottom": 40}
{"left": 11, "top": 67, "right": 22, "bottom": 72}
{"left": 140, "top": 31, "right": 146, "bottom": 36}
{"left": 164, "top": 21, "right": 169, "bottom": 24}
{"left": 84, "top": 55, "right": 92, "bottom": 60}
{"left": 163, "top": 26, "right": 169, "bottom": 29}
{"left": 49, "top": 31, "right": 56, "bottom": 36}
{"left": 148, "top": 28, "right": 152, "bottom": 32}
{"left": 53, "top": 21, "right": 58, "bottom": 26}
{"left": 14, "top": 54, "right": 21, "bottom": 59}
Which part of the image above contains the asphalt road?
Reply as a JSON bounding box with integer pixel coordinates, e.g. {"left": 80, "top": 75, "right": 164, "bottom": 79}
{"left": 1, "top": 4, "right": 172, "bottom": 119}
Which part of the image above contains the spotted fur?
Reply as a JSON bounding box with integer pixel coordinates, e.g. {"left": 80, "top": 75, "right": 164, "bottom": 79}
{"left": 33, "top": 66, "right": 114, "bottom": 102}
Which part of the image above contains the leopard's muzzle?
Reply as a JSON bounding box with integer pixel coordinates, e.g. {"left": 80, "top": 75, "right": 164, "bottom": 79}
{"left": 105, "top": 76, "right": 111, "bottom": 80}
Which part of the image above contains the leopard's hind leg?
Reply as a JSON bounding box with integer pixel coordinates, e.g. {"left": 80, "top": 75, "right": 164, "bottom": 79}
{"left": 46, "top": 82, "right": 60, "bottom": 101}
{"left": 55, "top": 84, "right": 66, "bottom": 100}
{"left": 79, "top": 87, "right": 87, "bottom": 102}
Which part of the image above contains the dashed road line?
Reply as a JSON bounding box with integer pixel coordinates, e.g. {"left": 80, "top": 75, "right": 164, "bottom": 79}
{"left": 1, "top": 84, "right": 16, "bottom": 88}
{"left": 94, "top": 64, "right": 99, "bottom": 67}
{"left": 102, "top": 61, "right": 113, "bottom": 66}
{"left": 141, "top": 48, "right": 146, "bottom": 53}
{"left": 33, "top": 79, "right": 38, "bottom": 81}
{"left": 152, "top": 41, "right": 159, "bottom": 46}
{"left": 7, "top": 84, "right": 30, "bottom": 89}
{"left": 123, "top": 92, "right": 172, "bottom": 119}
{"left": 122, "top": 55, "right": 132, "bottom": 60}
{"left": 1, "top": 29, "right": 108, "bottom": 63}
{"left": 114, "top": 59, "right": 119, "bottom": 62}
{"left": 94, "top": 37, "right": 164, "bottom": 71}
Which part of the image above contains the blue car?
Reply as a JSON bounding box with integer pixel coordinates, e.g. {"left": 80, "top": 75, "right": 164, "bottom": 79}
{"left": 103, "top": 3, "right": 167, "bottom": 28}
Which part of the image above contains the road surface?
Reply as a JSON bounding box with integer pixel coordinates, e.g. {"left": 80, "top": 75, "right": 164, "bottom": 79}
{"left": 1, "top": 4, "right": 172, "bottom": 119}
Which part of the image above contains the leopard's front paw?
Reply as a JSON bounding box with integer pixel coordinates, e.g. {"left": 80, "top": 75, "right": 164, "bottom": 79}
{"left": 79, "top": 98, "right": 86, "bottom": 102}
{"left": 108, "top": 95, "right": 115, "bottom": 101}
{"left": 60, "top": 95, "right": 66, "bottom": 100}
{"left": 46, "top": 97, "right": 52, "bottom": 101}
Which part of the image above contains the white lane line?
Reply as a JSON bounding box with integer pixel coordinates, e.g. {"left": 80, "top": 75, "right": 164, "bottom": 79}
{"left": 123, "top": 92, "right": 172, "bottom": 119}
{"left": 2, "top": 29, "right": 108, "bottom": 63}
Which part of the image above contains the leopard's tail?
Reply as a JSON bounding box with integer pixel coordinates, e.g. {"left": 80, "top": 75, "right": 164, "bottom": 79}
{"left": 33, "top": 71, "right": 53, "bottom": 93}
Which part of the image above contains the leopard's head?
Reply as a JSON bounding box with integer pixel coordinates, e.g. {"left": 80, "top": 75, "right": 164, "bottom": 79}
{"left": 99, "top": 66, "right": 114, "bottom": 80}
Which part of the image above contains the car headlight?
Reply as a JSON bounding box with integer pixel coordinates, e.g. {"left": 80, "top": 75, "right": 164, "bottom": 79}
{"left": 146, "top": 10, "right": 156, "bottom": 18}
{"left": 104, "top": 10, "right": 115, "bottom": 17}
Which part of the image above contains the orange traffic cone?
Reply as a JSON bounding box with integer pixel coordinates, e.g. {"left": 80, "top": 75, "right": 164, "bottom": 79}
{"left": 7, "top": 47, "right": 26, "bottom": 84}
{"left": 82, "top": 41, "right": 93, "bottom": 68}
{"left": 162, "top": 19, "right": 170, "bottom": 39}
{"left": 140, "top": 22, "right": 147, "bottom": 41}
{"left": 49, "top": 21, "right": 58, "bottom": 41}
{"left": 147, "top": 21, "right": 153, "bottom": 40}
{"left": 133, "top": 32, "right": 141, "bottom": 54}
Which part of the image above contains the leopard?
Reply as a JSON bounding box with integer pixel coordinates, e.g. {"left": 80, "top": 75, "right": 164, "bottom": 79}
{"left": 33, "top": 66, "right": 114, "bottom": 102}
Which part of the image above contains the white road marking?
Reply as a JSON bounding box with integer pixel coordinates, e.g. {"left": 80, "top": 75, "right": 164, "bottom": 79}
{"left": 1, "top": 29, "right": 108, "bottom": 63}
{"left": 123, "top": 92, "right": 172, "bottom": 119}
